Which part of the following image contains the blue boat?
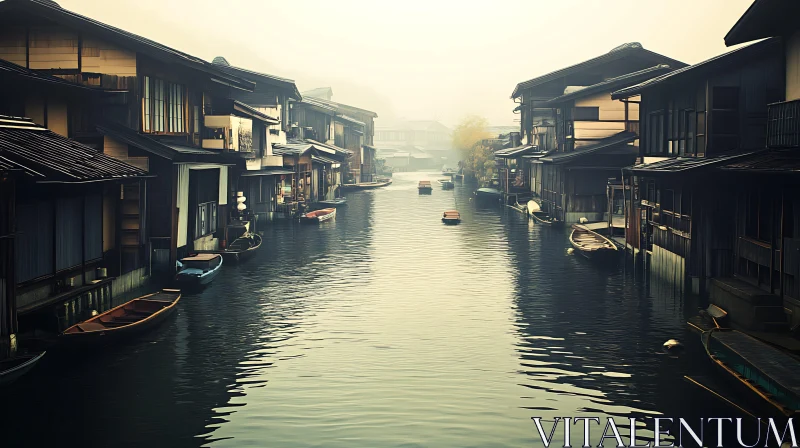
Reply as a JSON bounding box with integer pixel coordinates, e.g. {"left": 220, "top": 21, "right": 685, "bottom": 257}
{"left": 175, "top": 253, "right": 223, "bottom": 288}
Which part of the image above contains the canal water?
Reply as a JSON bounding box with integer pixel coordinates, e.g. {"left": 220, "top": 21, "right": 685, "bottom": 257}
{"left": 5, "top": 172, "right": 745, "bottom": 447}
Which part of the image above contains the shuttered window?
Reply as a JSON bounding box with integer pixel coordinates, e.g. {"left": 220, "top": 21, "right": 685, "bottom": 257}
{"left": 142, "top": 76, "right": 186, "bottom": 134}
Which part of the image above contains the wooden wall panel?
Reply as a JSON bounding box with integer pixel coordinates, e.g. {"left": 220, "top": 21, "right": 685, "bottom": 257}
{"left": 28, "top": 27, "right": 78, "bottom": 70}
{"left": 0, "top": 27, "right": 26, "bottom": 66}
{"left": 81, "top": 38, "right": 136, "bottom": 76}
{"left": 47, "top": 99, "right": 68, "bottom": 136}
{"left": 103, "top": 135, "right": 130, "bottom": 160}
{"left": 24, "top": 97, "right": 45, "bottom": 126}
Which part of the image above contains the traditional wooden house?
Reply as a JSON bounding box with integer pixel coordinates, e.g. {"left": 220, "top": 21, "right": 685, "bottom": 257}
{"left": 0, "top": 116, "right": 147, "bottom": 334}
{"left": 512, "top": 52, "right": 680, "bottom": 223}
{"left": 272, "top": 140, "right": 349, "bottom": 207}
{"left": 209, "top": 56, "right": 302, "bottom": 224}
{"left": 0, "top": 0, "right": 263, "bottom": 276}
{"left": 712, "top": 0, "right": 800, "bottom": 327}
{"left": 611, "top": 37, "right": 784, "bottom": 302}
{"left": 292, "top": 94, "right": 378, "bottom": 183}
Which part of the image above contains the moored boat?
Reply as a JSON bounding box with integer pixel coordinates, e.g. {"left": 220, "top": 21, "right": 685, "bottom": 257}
{"left": 527, "top": 200, "right": 560, "bottom": 225}
{"left": 176, "top": 253, "right": 223, "bottom": 287}
{"left": 442, "top": 210, "right": 461, "bottom": 225}
{"left": 418, "top": 180, "right": 433, "bottom": 194}
{"left": 319, "top": 197, "right": 347, "bottom": 207}
{"left": 442, "top": 168, "right": 457, "bottom": 176}
{"left": 60, "top": 289, "right": 181, "bottom": 350}
{"left": 199, "top": 233, "right": 262, "bottom": 262}
{"left": 703, "top": 328, "right": 800, "bottom": 417}
{"left": 475, "top": 188, "right": 502, "bottom": 200}
{"left": 0, "top": 351, "right": 46, "bottom": 386}
{"left": 339, "top": 179, "right": 392, "bottom": 191}
{"left": 300, "top": 207, "right": 336, "bottom": 223}
{"left": 569, "top": 224, "right": 619, "bottom": 261}
{"left": 438, "top": 179, "right": 454, "bottom": 190}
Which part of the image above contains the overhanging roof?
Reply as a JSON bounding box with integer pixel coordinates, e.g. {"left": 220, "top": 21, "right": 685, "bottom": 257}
{"left": 240, "top": 168, "right": 295, "bottom": 176}
{"left": 630, "top": 152, "right": 756, "bottom": 174}
{"left": 0, "top": 116, "right": 147, "bottom": 183}
{"left": 211, "top": 57, "right": 302, "bottom": 100}
{"left": 539, "top": 132, "right": 638, "bottom": 164}
{"left": 0, "top": 0, "right": 254, "bottom": 91}
{"left": 511, "top": 43, "right": 686, "bottom": 98}
{"left": 97, "top": 121, "right": 242, "bottom": 164}
{"left": 233, "top": 100, "right": 280, "bottom": 124}
{"left": 725, "top": 0, "right": 800, "bottom": 46}
{"left": 0, "top": 59, "right": 110, "bottom": 92}
{"left": 312, "top": 154, "right": 338, "bottom": 165}
{"left": 541, "top": 65, "right": 673, "bottom": 106}
{"left": 719, "top": 150, "right": 800, "bottom": 173}
{"left": 494, "top": 145, "right": 539, "bottom": 158}
{"left": 612, "top": 38, "right": 779, "bottom": 100}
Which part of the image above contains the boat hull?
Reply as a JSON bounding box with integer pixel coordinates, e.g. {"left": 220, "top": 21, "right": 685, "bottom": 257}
{"left": 419, "top": 188, "right": 432, "bottom": 195}
{"left": 318, "top": 198, "right": 347, "bottom": 207}
{"left": 339, "top": 180, "right": 392, "bottom": 191}
{"left": 475, "top": 188, "right": 502, "bottom": 200}
{"left": 201, "top": 234, "right": 262, "bottom": 263}
{"left": 0, "top": 351, "right": 46, "bottom": 386}
{"left": 300, "top": 208, "right": 336, "bottom": 223}
{"left": 569, "top": 226, "right": 620, "bottom": 262}
{"left": 704, "top": 329, "right": 800, "bottom": 418}
{"left": 442, "top": 218, "right": 460, "bottom": 225}
{"left": 60, "top": 291, "right": 181, "bottom": 351}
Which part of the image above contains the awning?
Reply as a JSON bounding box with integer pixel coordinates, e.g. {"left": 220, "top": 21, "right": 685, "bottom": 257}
{"left": 240, "top": 168, "right": 295, "bottom": 176}
{"left": 630, "top": 152, "right": 756, "bottom": 174}
{"left": 312, "top": 154, "right": 338, "bottom": 165}
{"left": 494, "top": 144, "right": 539, "bottom": 158}
{"left": 539, "top": 131, "right": 637, "bottom": 164}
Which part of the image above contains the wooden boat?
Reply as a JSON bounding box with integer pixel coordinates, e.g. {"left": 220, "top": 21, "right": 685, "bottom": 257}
{"left": 339, "top": 179, "right": 392, "bottom": 191}
{"left": 318, "top": 197, "right": 347, "bottom": 207}
{"left": 703, "top": 328, "right": 800, "bottom": 417}
{"left": 442, "top": 210, "right": 461, "bottom": 225}
{"left": 176, "top": 253, "right": 223, "bottom": 287}
{"left": 475, "top": 187, "right": 502, "bottom": 197}
{"left": 527, "top": 200, "right": 559, "bottom": 226}
{"left": 418, "top": 180, "right": 433, "bottom": 194}
{"left": 438, "top": 179, "right": 454, "bottom": 190}
{"left": 0, "top": 351, "right": 46, "bottom": 386}
{"left": 300, "top": 207, "right": 336, "bottom": 223}
{"left": 569, "top": 224, "right": 619, "bottom": 261}
{"left": 199, "top": 233, "right": 262, "bottom": 262}
{"left": 61, "top": 290, "right": 181, "bottom": 349}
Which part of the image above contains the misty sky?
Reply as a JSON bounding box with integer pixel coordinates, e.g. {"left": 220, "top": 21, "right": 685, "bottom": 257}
{"left": 56, "top": 0, "right": 755, "bottom": 128}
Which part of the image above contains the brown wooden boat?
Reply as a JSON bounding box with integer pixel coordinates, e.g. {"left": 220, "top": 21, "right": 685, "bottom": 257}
{"left": 569, "top": 224, "right": 619, "bottom": 261}
{"left": 60, "top": 289, "right": 181, "bottom": 349}
{"left": 442, "top": 210, "right": 461, "bottom": 225}
{"left": 300, "top": 207, "right": 336, "bottom": 223}
{"left": 418, "top": 180, "right": 433, "bottom": 194}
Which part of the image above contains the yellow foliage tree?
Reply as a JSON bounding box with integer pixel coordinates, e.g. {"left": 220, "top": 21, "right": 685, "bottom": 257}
{"left": 452, "top": 115, "right": 493, "bottom": 180}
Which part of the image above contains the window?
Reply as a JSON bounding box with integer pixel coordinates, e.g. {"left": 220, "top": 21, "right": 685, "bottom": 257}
{"left": 573, "top": 106, "right": 599, "bottom": 121}
{"left": 710, "top": 86, "right": 740, "bottom": 153}
{"left": 142, "top": 76, "right": 186, "bottom": 134}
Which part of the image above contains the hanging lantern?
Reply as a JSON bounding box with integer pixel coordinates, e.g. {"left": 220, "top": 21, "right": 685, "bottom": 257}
{"left": 237, "top": 191, "right": 247, "bottom": 211}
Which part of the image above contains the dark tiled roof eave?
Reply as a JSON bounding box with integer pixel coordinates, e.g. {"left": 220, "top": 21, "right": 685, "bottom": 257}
{"left": 541, "top": 65, "right": 673, "bottom": 106}
{"left": 0, "top": 116, "right": 147, "bottom": 182}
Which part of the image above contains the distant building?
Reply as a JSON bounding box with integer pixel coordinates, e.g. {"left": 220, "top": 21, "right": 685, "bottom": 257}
{"left": 374, "top": 120, "right": 451, "bottom": 150}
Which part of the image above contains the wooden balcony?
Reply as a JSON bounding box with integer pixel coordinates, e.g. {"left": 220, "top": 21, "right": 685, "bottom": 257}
{"left": 767, "top": 99, "right": 800, "bottom": 148}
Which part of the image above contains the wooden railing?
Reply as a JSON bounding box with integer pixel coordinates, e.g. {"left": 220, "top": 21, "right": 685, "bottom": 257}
{"left": 767, "top": 99, "right": 800, "bottom": 148}
{"left": 737, "top": 236, "right": 772, "bottom": 267}
{"left": 56, "top": 279, "right": 113, "bottom": 331}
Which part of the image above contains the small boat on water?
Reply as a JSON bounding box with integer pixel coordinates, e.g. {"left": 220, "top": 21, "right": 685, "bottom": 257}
{"left": 475, "top": 188, "right": 502, "bottom": 200}
{"left": 199, "top": 233, "right": 262, "bottom": 262}
{"left": 0, "top": 351, "right": 46, "bottom": 386}
{"left": 418, "top": 180, "right": 433, "bottom": 194}
{"left": 442, "top": 210, "right": 461, "bottom": 225}
{"left": 442, "top": 168, "right": 457, "bottom": 176}
{"left": 61, "top": 289, "right": 181, "bottom": 349}
{"left": 319, "top": 197, "right": 347, "bottom": 207}
{"left": 176, "top": 253, "right": 223, "bottom": 287}
{"left": 527, "top": 200, "right": 560, "bottom": 226}
{"left": 569, "top": 224, "right": 619, "bottom": 261}
{"left": 339, "top": 179, "right": 392, "bottom": 191}
{"left": 438, "top": 179, "right": 454, "bottom": 190}
{"left": 300, "top": 207, "right": 336, "bottom": 223}
{"left": 703, "top": 328, "right": 800, "bottom": 417}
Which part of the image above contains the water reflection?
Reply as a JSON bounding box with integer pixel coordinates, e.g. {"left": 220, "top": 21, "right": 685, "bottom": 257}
{"left": 3, "top": 172, "right": 746, "bottom": 447}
